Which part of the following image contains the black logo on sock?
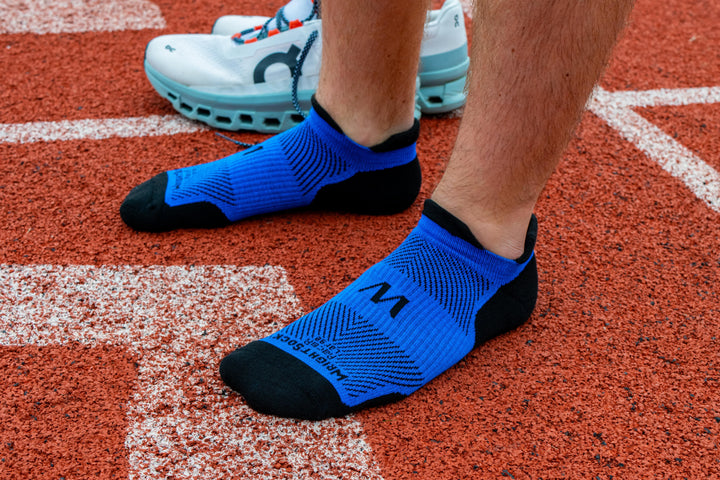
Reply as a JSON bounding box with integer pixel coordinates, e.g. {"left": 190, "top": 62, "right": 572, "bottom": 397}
{"left": 253, "top": 45, "right": 301, "bottom": 84}
{"left": 359, "top": 283, "right": 409, "bottom": 318}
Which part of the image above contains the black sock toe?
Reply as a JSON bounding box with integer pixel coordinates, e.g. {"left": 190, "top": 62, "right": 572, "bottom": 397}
{"left": 219, "top": 341, "right": 349, "bottom": 420}
{"left": 120, "top": 173, "right": 230, "bottom": 232}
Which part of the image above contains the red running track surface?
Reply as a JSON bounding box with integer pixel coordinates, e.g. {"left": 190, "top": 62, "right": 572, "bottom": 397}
{"left": 1, "top": 0, "right": 719, "bottom": 478}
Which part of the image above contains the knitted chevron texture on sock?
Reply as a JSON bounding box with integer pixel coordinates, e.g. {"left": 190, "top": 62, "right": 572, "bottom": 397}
{"left": 120, "top": 105, "right": 420, "bottom": 231}
{"left": 220, "top": 201, "right": 538, "bottom": 419}
{"left": 164, "top": 109, "right": 416, "bottom": 221}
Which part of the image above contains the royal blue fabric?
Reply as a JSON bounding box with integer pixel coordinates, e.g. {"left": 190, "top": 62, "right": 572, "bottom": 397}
{"left": 164, "top": 108, "right": 417, "bottom": 221}
{"left": 263, "top": 212, "right": 533, "bottom": 407}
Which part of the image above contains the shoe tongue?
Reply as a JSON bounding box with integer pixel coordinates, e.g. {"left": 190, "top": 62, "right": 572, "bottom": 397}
{"left": 264, "top": 0, "right": 315, "bottom": 31}
{"left": 243, "top": 0, "right": 317, "bottom": 40}
{"left": 283, "top": 0, "right": 315, "bottom": 22}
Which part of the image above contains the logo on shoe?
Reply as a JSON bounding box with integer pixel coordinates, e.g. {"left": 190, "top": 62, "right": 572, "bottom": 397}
{"left": 253, "top": 45, "right": 301, "bottom": 84}
{"left": 359, "top": 282, "right": 409, "bottom": 318}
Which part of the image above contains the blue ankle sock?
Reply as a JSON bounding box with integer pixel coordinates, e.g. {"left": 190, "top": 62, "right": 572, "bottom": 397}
{"left": 220, "top": 200, "right": 538, "bottom": 419}
{"left": 120, "top": 99, "right": 421, "bottom": 231}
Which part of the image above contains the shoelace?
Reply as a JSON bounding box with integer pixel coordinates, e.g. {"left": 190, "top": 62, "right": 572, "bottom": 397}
{"left": 235, "top": 0, "right": 319, "bottom": 43}
{"left": 290, "top": 29, "right": 318, "bottom": 117}
{"left": 231, "top": 1, "right": 320, "bottom": 120}
{"left": 214, "top": 29, "right": 314, "bottom": 150}
{"left": 215, "top": 28, "right": 317, "bottom": 150}
{"left": 214, "top": 28, "right": 315, "bottom": 150}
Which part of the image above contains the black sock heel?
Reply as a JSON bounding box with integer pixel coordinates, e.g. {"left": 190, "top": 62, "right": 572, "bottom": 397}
{"left": 310, "top": 96, "right": 422, "bottom": 215}
{"left": 311, "top": 158, "right": 421, "bottom": 215}
{"left": 474, "top": 254, "right": 538, "bottom": 346}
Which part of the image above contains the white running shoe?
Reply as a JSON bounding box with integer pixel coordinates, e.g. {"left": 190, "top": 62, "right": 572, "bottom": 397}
{"left": 144, "top": 0, "right": 469, "bottom": 133}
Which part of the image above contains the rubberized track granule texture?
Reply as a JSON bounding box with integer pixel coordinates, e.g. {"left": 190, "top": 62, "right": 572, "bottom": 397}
{"left": 1, "top": 0, "right": 719, "bottom": 478}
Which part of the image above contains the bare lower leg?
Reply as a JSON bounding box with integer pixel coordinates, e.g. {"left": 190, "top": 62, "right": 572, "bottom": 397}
{"left": 315, "top": 0, "right": 429, "bottom": 146}
{"left": 433, "top": 0, "right": 635, "bottom": 259}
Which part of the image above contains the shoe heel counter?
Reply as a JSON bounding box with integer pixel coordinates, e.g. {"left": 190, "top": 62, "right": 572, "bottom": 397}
{"left": 419, "top": 0, "right": 469, "bottom": 81}
{"left": 441, "top": 0, "right": 469, "bottom": 46}
{"left": 422, "top": 0, "right": 468, "bottom": 55}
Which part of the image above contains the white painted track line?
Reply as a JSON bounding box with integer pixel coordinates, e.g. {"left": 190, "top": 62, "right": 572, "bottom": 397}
{"left": 0, "top": 264, "right": 383, "bottom": 480}
{"left": 0, "top": 0, "right": 166, "bottom": 34}
{"left": 0, "top": 115, "right": 206, "bottom": 144}
{"left": 590, "top": 87, "right": 720, "bottom": 214}
{"left": 593, "top": 86, "right": 720, "bottom": 109}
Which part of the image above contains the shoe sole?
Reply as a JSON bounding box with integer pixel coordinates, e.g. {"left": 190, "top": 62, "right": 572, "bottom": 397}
{"left": 146, "top": 61, "right": 314, "bottom": 133}
{"left": 145, "top": 45, "right": 469, "bottom": 134}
